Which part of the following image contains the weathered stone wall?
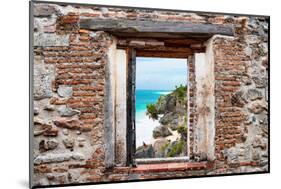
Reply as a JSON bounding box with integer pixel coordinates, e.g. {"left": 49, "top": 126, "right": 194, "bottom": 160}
{"left": 212, "top": 18, "right": 268, "bottom": 173}
{"left": 32, "top": 2, "right": 269, "bottom": 187}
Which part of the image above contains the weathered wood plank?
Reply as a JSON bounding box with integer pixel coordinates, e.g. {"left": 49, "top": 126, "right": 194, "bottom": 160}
{"left": 80, "top": 18, "right": 235, "bottom": 38}
{"left": 136, "top": 50, "right": 193, "bottom": 58}
{"left": 118, "top": 37, "right": 205, "bottom": 46}
{"left": 126, "top": 48, "right": 136, "bottom": 167}
{"left": 118, "top": 45, "right": 199, "bottom": 53}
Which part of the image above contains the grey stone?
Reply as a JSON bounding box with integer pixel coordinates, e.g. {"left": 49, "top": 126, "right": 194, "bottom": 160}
{"left": 34, "top": 4, "right": 57, "bottom": 17}
{"left": 153, "top": 125, "right": 172, "bottom": 138}
{"left": 34, "top": 64, "right": 53, "bottom": 100}
{"left": 34, "top": 117, "right": 52, "bottom": 127}
{"left": 224, "top": 147, "right": 239, "bottom": 164}
{"left": 100, "top": 7, "right": 109, "bottom": 14}
{"left": 57, "top": 105, "right": 80, "bottom": 117}
{"left": 153, "top": 138, "right": 168, "bottom": 158}
{"left": 245, "top": 35, "right": 260, "bottom": 44}
{"left": 247, "top": 89, "right": 263, "bottom": 101}
{"left": 252, "top": 77, "right": 267, "bottom": 88}
{"left": 160, "top": 112, "right": 179, "bottom": 125}
{"left": 45, "top": 139, "right": 59, "bottom": 150}
{"left": 77, "top": 137, "right": 86, "bottom": 142}
{"left": 248, "top": 100, "right": 267, "bottom": 114}
{"left": 40, "top": 139, "right": 59, "bottom": 152}
{"left": 57, "top": 86, "right": 73, "bottom": 98}
{"left": 135, "top": 144, "right": 154, "bottom": 158}
{"left": 63, "top": 138, "right": 75, "bottom": 149}
{"left": 34, "top": 152, "right": 85, "bottom": 165}
{"left": 242, "top": 76, "right": 252, "bottom": 85}
{"left": 34, "top": 17, "right": 57, "bottom": 33}
{"left": 62, "top": 129, "right": 69, "bottom": 135}
{"left": 34, "top": 33, "right": 69, "bottom": 47}
{"left": 252, "top": 137, "right": 267, "bottom": 150}
{"left": 34, "top": 107, "right": 39, "bottom": 115}
{"left": 44, "top": 104, "right": 55, "bottom": 111}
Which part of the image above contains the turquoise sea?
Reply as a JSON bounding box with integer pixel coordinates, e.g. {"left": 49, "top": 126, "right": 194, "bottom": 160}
{"left": 135, "top": 89, "right": 171, "bottom": 146}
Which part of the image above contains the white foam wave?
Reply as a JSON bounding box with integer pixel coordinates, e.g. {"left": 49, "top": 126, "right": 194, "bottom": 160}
{"left": 136, "top": 115, "right": 159, "bottom": 147}
{"left": 155, "top": 91, "right": 172, "bottom": 95}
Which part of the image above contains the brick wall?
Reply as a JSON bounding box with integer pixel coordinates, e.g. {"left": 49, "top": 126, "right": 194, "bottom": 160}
{"left": 32, "top": 2, "right": 269, "bottom": 187}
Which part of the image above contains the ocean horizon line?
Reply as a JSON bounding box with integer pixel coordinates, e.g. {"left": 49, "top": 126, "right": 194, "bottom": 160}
{"left": 136, "top": 89, "right": 173, "bottom": 91}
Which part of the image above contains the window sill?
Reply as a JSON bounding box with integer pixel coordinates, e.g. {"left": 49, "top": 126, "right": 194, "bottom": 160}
{"left": 135, "top": 157, "right": 189, "bottom": 164}
{"left": 112, "top": 161, "right": 214, "bottom": 174}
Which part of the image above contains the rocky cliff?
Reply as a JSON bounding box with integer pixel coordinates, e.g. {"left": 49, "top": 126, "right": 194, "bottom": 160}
{"left": 136, "top": 85, "right": 188, "bottom": 158}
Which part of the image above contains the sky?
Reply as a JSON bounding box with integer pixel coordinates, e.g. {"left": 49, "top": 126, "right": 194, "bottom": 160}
{"left": 136, "top": 57, "right": 188, "bottom": 90}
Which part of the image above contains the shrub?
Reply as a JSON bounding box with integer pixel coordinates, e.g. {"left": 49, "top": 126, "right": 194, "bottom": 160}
{"left": 177, "top": 124, "right": 187, "bottom": 136}
{"left": 167, "top": 140, "right": 185, "bottom": 157}
{"left": 146, "top": 103, "right": 159, "bottom": 120}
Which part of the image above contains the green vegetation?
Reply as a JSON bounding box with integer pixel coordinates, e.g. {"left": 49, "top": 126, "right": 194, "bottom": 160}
{"left": 146, "top": 85, "right": 187, "bottom": 120}
{"left": 167, "top": 140, "right": 185, "bottom": 157}
{"left": 174, "top": 84, "right": 187, "bottom": 104}
{"left": 177, "top": 124, "right": 187, "bottom": 137}
{"left": 146, "top": 103, "right": 159, "bottom": 120}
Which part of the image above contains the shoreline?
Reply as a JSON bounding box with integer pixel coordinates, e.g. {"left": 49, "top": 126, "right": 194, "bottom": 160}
{"left": 136, "top": 112, "right": 159, "bottom": 147}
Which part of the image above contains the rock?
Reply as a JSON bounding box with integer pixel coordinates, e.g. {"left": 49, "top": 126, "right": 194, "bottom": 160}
{"left": 77, "top": 137, "right": 86, "bottom": 147}
{"left": 58, "top": 86, "right": 73, "bottom": 98}
{"left": 135, "top": 144, "right": 154, "bottom": 158}
{"left": 153, "top": 125, "right": 172, "bottom": 138}
{"left": 34, "top": 117, "right": 48, "bottom": 125}
{"left": 62, "top": 129, "right": 69, "bottom": 135}
{"left": 34, "top": 118, "right": 52, "bottom": 136}
{"left": 46, "top": 139, "right": 59, "bottom": 150}
{"left": 245, "top": 35, "right": 260, "bottom": 44}
{"left": 63, "top": 138, "right": 75, "bottom": 149}
{"left": 246, "top": 89, "right": 263, "bottom": 101}
{"left": 34, "top": 33, "right": 69, "bottom": 47}
{"left": 44, "top": 104, "right": 55, "bottom": 111}
{"left": 224, "top": 147, "right": 239, "bottom": 164}
{"left": 39, "top": 139, "right": 58, "bottom": 152}
{"left": 77, "top": 137, "right": 86, "bottom": 142}
{"left": 262, "top": 56, "right": 268, "bottom": 69}
{"left": 242, "top": 76, "right": 252, "bottom": 85}
{"left": 153, "top": 138, "right": 168, "bottom": 158}
{"left": 252, "top": 77, "right": 267, "bottom": 88}
{"left": 34, "top": 4, "right": 57, "bottom": 16}
{"left": 100, "top": 7, "right": 109, "bottom": 15}
{"left": 53, "top": 118, "right": 82, "bottom": 130}
{"left": 57, "top": 105, "right": 80, "bottom": 117}
{"left": 34, "top": 63, "right": 53, "bottom": 100}
{"left": 252, "top": 137, "right": 267, "bottom": 150}
{"left": 159, "top": 112, "right": 178, "bottom": 125}
{"left": 34, "top": 153, "right": 85, "bottom": 165}
{"left": 34, "top": 107, "right": 39, "bottom": 115}
{"left": 248, "top": 100, "right": 267, "bottom": 114}
{"left": 43, "top": 127, "right": 59, "bottom": 137}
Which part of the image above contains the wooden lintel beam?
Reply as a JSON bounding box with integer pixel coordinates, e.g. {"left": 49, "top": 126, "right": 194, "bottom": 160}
{"left": 118, "top": 45, "right": 202, "bottom": 53}
{"left": 80, "top": 18, "right": 235, "bottom": 38}
{"left": 136, "top": 50, "right": 193, "bottom": 58}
